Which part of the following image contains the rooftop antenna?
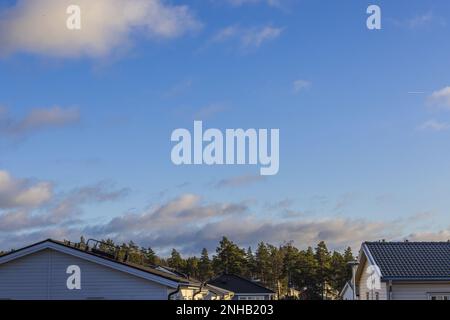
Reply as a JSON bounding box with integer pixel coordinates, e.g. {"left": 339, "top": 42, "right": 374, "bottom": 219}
{"left": 86, "top": 239, "right": 118, "bottom": 260}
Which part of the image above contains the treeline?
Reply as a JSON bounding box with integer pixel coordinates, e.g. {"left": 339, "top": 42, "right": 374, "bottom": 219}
{"left": 79, "top": 236, "right": 354, "bottom": 300}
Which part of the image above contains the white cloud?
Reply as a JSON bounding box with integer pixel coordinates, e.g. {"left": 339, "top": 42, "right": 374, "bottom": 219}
{"left": 293, "top": 79, "right": 311, "bottom": 93}
{"left": 418, "top": 120, "right": 450, "bottom": 132}
{"left": 428, "top": 86, "right": 450, "bottom": 110}
{"left": 0, "top": 106, "right": 79, "bottom": 137}
{"left": 213, "top": 25, "right": 240, "bottom": 42}
{"left": 241, "top": 26, "right": 284, "bottom": 48}
{"left": 0, "top": 170, "right": 53, "bottom": 209}
{"left": 212, "top": 25, "right": 283, "bottom": 49}
{"left": 0, "top": 0, "right": 201, "bottom": 58}
{"left": 391, "top": 11, "right": 446, "bottom": 29}
{"left": 407, "top": 12, "right": 435, "bottom": 28}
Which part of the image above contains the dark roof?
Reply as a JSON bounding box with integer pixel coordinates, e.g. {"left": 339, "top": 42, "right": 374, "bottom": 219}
{"left": 364, "top": 242, "right": 450, "bottom": 281}
{"left": 207, "top": 274, "right": 275, "bottom": 295}
{"left": 0, "top": 239, "right": 195, "bottom": 285}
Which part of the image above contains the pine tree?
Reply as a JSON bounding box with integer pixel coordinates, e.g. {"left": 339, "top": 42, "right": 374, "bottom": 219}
{"left": 213, "top": 237, "right": 246, "bottom": 275}
{"left": 330, "top": 251, "right": 345, "bottom": 291}
{"left": 245, "top": 247, "right": 257, "bottom": 279}
{"left": 294, "top": 246, "right": 319, "bottom": 300}
{"left": 340, "top": 247, "right": 354, "bottom": 289}
{"left": 184, "top": 257, "right": 199, "bottom": 279}
{"left": 143, "top": 247, "right": 158, "bottom": 265}
{"left": 282, "top": 242, "right": 299, "bottom": 297}
{"left": 199, "top": 248, "right": 213, "bottom": 281}
{"left": 315, "top": 241, "right": 332, "bottom": 299}
{"left": 268, "top": 245, "right": 284, "bottom": 296}
{"left": 255, "top": 242, "right": 271, "bottom": 284}
{"left": 168, "top": 248, "right": 185, "bottom": 271}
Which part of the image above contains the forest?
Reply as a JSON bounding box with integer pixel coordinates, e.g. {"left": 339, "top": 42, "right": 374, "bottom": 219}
{"left": 77, "top": 236, "right": 356, "bottom": 300}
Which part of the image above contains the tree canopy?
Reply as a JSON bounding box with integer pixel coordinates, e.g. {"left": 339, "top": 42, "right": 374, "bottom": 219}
{"left": 74, "top": 236, "right": 354, "bottom": 300}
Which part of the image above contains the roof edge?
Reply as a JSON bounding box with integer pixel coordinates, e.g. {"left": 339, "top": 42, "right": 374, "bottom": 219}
{"left": 0, "top": 239, "right": 188, "bottom": 288}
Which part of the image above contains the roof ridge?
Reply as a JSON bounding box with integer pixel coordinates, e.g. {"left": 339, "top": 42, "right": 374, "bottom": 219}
{"left": 1, "top": 239, "right": 194, "bottom": 285}
{"left": 365, "top": 241, "right": 450, "bottom": 244}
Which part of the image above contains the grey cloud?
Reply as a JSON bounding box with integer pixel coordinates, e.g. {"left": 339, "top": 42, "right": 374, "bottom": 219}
{"left": 85, "top": 194, "right": 247, "bottom": 236}
{"left": 76, "top": 195, "right": 410, "bottom": 255}
{"left": 0, "top": 106, "right": 80, "bottom": 137}
{"left": 47, "top": 181, "right": 129, "bottom": 223}
{"left": 2, "top": 192, "right": 448, "bottom": 256}
{"left": 215, "top": 175, "right": 266, "bottom": 189}
{"left": 264, "top": 198, "right": 294, "bottom": 211}
{"left": 334, "top": 192, "right": 358, "bottom": 212}
{"left": 406, "top": 229, "right": 450, "bottom": 242}
{"left": 222, "top": 0, "right": 284, "bottom": 8}
{"left": 0, "top": 170, "right": 53, "bottom": 209}
{"left": 0, "top": 226, "right": 82, "bottom": 251}
{"left": 0, "top": 179, "right": 129, "bottom": 233}
{"left": 84, "top": 215, "right": 394, "bottom": 256}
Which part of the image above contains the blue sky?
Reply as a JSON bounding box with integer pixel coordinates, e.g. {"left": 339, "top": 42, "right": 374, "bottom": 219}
{"left": 1, "top": 0, "right": 450, "bottom": 255}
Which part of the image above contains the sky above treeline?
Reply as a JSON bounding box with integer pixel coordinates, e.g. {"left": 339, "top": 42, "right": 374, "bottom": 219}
{"left": 1, "top": 0, "right": 450, "bottom": 256}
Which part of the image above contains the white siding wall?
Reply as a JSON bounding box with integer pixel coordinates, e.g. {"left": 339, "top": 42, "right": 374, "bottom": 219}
{"left": 358, "top": 260, "right": 387, "bottom": 300}
{"left": 0, "top": 249, "right": 170, "bottom": 300}
{"left": 391, "top": 282, "right": 450, "bottom": 300}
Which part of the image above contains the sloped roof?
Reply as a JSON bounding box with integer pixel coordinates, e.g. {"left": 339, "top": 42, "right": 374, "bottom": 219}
{"left": 0, "top": 239, "right": 196, "bottom": 287}
{"left": 364, "top": 242, "right": 450, "bottom": 281}
{"left": 205, "top": 284, "right": 234, "bottom": 297}
{"left": 207, "top": 274, "right": 275, "bottom": 295}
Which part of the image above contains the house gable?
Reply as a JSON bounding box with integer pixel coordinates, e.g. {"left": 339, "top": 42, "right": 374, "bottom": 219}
{"left": 0, "top": 239, "right": 201, "bottom": 300}
{"left": 0, "top": 240, "right": 182, "bottom": 288}
{"left": 0, "top": 248, "right": 174, "bottom": 299}
{"left": 356, "top": 258, "right": 387, "bottom": 300}
{"left": 355, "top": 241, "right": 450, "bottom": 300}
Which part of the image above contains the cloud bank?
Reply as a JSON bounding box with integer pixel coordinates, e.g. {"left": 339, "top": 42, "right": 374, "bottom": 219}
{"left": 2, "top": 183, "right": 449, "bottom": 255}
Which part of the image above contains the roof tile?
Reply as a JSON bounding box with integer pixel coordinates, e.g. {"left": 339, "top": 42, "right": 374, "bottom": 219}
{"left": 365, "top": 242, "right": 450, "bottom": 280}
